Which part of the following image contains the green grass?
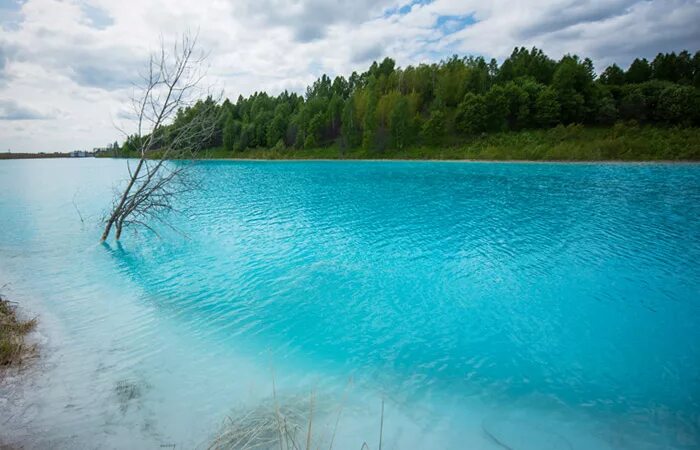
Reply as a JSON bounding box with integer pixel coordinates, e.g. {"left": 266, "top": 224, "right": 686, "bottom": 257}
{"left": 203, "top": 124, "right": 700, "bottom": 162}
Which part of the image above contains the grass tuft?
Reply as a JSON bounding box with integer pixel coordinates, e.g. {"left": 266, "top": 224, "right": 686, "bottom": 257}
{"left": 208, "top": 388, "right": 386, "bottom": 450}
{"left": 0, "top": 294, "right": 37, "bottom": 371}
{"left": 207, "top": 395, "right": 310, "bottom": 450}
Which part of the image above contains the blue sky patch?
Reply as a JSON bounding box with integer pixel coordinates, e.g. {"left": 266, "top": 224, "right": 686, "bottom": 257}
{"left": 0, "top": 0, "right": 26, "bottom": 31}
{"left": 80, "top": 2, "right": 114, "bottom": 29}
{"left": 435, "top": 13, "right": 476, "bottom": 35}
{"left": 383, "top": 0, "right": 433, "bottom": 19}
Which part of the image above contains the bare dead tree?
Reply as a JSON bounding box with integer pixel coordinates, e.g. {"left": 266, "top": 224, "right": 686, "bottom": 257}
{"left": 101, "top": 32, "right": 220, "bottom": 241}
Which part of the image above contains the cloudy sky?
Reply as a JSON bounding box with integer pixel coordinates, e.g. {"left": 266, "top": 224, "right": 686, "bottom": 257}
{"left": 1, "top": 0, "right": 698, "bottom": 152}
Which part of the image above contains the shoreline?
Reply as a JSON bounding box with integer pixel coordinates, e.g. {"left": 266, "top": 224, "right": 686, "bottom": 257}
{"left": 12, "top": 125, "right": 700, "bottom": 163}
{"left": 197, "top": 157, "right": 700, "bottom": 164}
{"left": 6, "top": 156, "right": 700, "bottom": 164}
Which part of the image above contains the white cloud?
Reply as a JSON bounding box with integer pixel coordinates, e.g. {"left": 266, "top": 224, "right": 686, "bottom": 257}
{"left": 0, "top": 0, "right": 697, "bottom": 152}
{"left": 0, "top": 98, "right": 54, "bottom": 120}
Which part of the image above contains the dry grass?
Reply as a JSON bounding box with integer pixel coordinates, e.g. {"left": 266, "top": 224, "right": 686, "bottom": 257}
{"left": 207, "top": 395, "right": 310, "bottom": 450}
{"left": 0, "top": 294, "right": 37, "bottom": 371}
{"left": 207, "top": 380, "right": 385, "bottom": 450}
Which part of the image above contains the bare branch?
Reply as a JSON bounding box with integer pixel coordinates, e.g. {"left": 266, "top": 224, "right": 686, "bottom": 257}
{"left": 101, "top": 31, "right": 219, "bottom": 242}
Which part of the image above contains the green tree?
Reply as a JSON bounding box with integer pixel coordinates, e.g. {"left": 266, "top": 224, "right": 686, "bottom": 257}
{"left": 435, "top": 55, "right": 469, "bottom": 107}
{"left": 619, "top": 86, "right": 647, "bottom": 122}
{"left": 626, "top": 58, "right": 651, "bottom": 83}
{"left": 652, "top": 50, "right": 694, "bottom": 84}
{"left": 327, "top": 94, "right": 344, "bottom": 136}
{"left": 503, "top": 82, "right": 530, "bottom": 129}
{"left": 456, "top": 93, "right": 487, "bottom": 134}
{"left": 222, "top": 113, "right": 237, "bottom": 151}
{"left": 159, "top": 46, "right": 700, "bottom": 157}
{"left": 535, "top": 87, "right": 561, "bottom": 127}
{"left": 306, "top": 112, "right": 326, "bottom": 148}
{"left": 266, "top": 103, "right": 290, "bottom": 147}
{"left": 236, "top": 123, "right": 253, "bottom": 151}
{"left": 484, "top": 85, "right": 509, "bottom": 131}
{"left": 497, "top": 46, "right": 556, "bottom": 84}
{"left": 594, "top": 89, "right": 618, "bottom": 125}
{"left": 657, "top": 85, "right": 699, "bottom": 125}
{"left": 390, "top": 96, "right": 412, "bottom": 149}
{"left": 552, "top": 55, "right": 595, "bottom": 123}
{"left": 341, "top": 97, "right": 361, "bottom": 148}
{"left": 421, "top": 110, "right": 445, "bottom": 146}
{"left": 362, "top": 85, "right": 379, "bottom": 150}
{"left": 600, "top": 64, "right": 625, "bottom": 85}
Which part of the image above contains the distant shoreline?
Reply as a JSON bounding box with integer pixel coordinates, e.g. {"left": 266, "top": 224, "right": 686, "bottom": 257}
{"left": 0, "top": 153, "right": 92, "bottom": 160}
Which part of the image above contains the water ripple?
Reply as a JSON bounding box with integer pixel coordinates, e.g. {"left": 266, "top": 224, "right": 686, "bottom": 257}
{"left": 1, "top": 160, "right": 699, "bottom": 448}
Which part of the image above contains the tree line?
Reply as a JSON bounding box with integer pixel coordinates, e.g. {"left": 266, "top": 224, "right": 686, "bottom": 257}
{"left": 120, "top": 48, "right": 700, "bottom": 155}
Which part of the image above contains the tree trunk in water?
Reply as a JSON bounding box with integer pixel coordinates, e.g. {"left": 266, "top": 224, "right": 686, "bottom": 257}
{"left": 115, "top": 220, "right": 123, "bottom": 240}
{"left": 100, "top": 158, "right": 145, "bottom": 242}
{"left": 101, "top": 219, "right": 114, "bottom": 242}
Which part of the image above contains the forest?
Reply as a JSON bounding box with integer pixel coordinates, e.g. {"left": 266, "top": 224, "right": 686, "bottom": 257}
{"left": 117, "top": 48, "right": 700, "bottom": 159}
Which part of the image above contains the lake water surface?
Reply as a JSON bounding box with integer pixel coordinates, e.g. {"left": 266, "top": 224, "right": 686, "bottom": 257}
{"left": 1, "top": 159, "right": 699, "bottom": 449}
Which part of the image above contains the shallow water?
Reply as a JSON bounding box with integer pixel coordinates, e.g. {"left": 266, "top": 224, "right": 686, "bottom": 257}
{"left": 1, "top": 158, "right": 699, "bottom": 449}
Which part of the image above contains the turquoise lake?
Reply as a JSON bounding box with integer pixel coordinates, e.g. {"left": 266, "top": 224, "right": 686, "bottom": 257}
{"left": 1, "top": 158, "right": 699, "bottom": 449}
